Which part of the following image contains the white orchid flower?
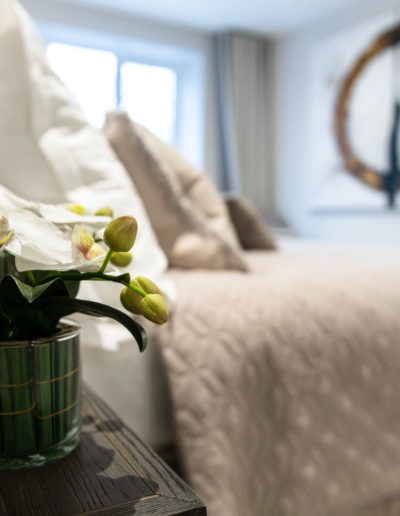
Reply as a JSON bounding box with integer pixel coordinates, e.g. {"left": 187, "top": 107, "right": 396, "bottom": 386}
{"left": 0, "top": 184, "right": 109, "bottom": 227}
{"left": 0, "top": 185, "right": 114, "bottom": 273}
{"left": 70, "top": 225, "right": 110, "bottom": 271}
{"left": 0, "top": 215, "right": 13, "bottom": 246}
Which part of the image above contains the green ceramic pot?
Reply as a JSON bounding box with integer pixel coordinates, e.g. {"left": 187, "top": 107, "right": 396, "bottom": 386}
{"left": 0, "top": 320, "right": 81, "bottom": 470}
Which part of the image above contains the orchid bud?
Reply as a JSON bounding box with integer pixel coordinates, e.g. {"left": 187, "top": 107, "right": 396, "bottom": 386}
{"left": 95, "top": 206, "right": 114, "bottom": 218}
{"left": 104, "top": 216, "right": 138, "bottom": 252}
{"left": 140, "top": 294, "right": 169, "bottom": 325}
{"left": 110, "top": 251, "right": 132, "bottom": 267}
{"left": 120, "top": 278, "right": 143, "bottom": 314}
{"left": 67, "top": 203, "right": 85, "bottom": 215}
{"left": 135, "top": 276, "right": 161, "bottom": 295}
{"left": 120, "top": 276, "right": 162, "bottom": 315}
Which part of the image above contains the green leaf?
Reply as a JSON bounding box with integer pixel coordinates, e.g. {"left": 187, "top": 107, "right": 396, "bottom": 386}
{"left": 0, "top": 251, "right": 18, "bottom": 282}
{"left": 0, "top": 275, "right": 69, "bottom": 305}
{"left": 34, "top": 296, "right": 147, "bottom": 352}
{"left": 0, "top": 311, "right": 10, "bottom": 341}
{"left": 63, "top": 280, "right": 80, "bottom": 299}
{"left": 0, "top": 275, "right": 72, "bottom": 339}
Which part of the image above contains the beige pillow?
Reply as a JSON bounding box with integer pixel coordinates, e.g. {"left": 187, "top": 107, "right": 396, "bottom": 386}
{"left": 104, "top": 112, "right": 247, "bottom": 271}
{"left": 225, "top": 195, "right": 277, "bottom": 250}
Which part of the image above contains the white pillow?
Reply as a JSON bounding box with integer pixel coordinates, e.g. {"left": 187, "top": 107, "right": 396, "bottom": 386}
{"left": 0, "top": 0, "right": 176, "bottom": 307}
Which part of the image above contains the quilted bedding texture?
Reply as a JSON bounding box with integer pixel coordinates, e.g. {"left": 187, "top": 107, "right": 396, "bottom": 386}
{"left": 156, "top": 243, "right": 400, "bottom": 516}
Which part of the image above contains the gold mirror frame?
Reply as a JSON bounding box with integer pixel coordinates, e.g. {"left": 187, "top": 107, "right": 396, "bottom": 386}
{"left": 334, "top": 23, "right": 400, "bottom": 191}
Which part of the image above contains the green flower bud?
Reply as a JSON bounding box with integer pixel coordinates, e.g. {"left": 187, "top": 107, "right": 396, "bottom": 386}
{"left": 120, "top": 278, "right": 143, "bottom": 314}
{"left": 134, "top": 276, "right": 161, "bottom": 295}
{"left": 110, "top": 251, "right": 132, "bottom": 267}
{"left": 140, "top": 294, "right": 169, "bottom": 325}
{"left": 103, "top": 216, "right": 138, "bottom": 252}
{"left": 120, "top": 276, "right": 164, "bottom": 317}
{"left": 95, "top": 206, "right": 114, "bottom": 217}
{"left": 67, "top": 203, "right": 85, "bottom": 215}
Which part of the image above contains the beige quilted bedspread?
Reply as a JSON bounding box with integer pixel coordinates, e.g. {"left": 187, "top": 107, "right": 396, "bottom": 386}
{"left": 156, "top": 242, "right": 400, "bottom": 516}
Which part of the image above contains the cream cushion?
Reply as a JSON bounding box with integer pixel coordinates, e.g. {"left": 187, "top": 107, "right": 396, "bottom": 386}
{"left": 0, "top": 0, "right": 175, "bottom": 306}
{"left": 225, "top": 195, "right": 277, "bottom": 250}
{"left": 104, "top": 111, "right": 247, "bottom": 271}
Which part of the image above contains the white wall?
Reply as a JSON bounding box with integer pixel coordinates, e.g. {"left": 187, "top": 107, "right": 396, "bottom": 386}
{"left": 273, "top": 0, "right": 400, "bottom": 244}
{"left": 19, "top": 0, "right": 224, "bottom": 186}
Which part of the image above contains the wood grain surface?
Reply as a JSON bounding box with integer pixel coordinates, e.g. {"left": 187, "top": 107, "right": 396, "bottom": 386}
{"left": 0, "top": 385, "right": 206, "bottom": 516}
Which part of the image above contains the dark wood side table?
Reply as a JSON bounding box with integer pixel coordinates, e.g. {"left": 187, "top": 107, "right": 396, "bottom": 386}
{"left": 0, "top": 386, "right": 206, "bottom": 515}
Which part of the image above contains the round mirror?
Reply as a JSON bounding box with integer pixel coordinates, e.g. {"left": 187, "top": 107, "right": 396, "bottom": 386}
{"left": 334, "top": 23, "right": 400, "bottom": 199}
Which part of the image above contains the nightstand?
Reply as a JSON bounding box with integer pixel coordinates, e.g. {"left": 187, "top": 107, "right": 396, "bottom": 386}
{"left": 0, "top": 385, "right": 206, "bottom": 515}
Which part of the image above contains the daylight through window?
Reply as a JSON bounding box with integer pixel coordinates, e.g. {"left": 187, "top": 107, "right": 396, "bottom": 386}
{"left": 46, "top": 42, "right": 177, "bottom": 144}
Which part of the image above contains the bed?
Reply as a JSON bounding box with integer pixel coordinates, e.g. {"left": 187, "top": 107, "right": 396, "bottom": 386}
{"left": 82, "top": 236, "right": 400, "bottom": 516}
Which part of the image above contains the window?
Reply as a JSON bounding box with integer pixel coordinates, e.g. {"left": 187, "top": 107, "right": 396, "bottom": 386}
{"left": 120, "top": 62, "right": 176, "bottom": 144}
{"left": 47, "top": 43, "right": 117, "bottom": 128}
{"left": 46, "top": 42, "right": 177, "bottom": 144}
{"left": 39, "top": 20, "right": 205, "bottom": 168}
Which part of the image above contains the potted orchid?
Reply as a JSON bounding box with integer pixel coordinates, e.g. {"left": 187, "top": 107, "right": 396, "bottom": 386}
{"left": 0, "top": 185, "right": 168, "bottom": 470}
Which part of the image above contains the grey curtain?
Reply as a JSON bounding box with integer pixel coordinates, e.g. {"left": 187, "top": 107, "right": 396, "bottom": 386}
{"left": 216, "top": 32, "right": 273, "bottom": 214}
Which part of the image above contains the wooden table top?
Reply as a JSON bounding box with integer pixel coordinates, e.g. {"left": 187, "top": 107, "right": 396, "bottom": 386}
{"left": 0, "top": 386, "right": 206, "bottom": 515}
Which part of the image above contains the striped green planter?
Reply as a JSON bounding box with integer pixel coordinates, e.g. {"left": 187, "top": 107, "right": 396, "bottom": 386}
{"left": 0, "top": 321, "right": 81, "bottom": 470}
